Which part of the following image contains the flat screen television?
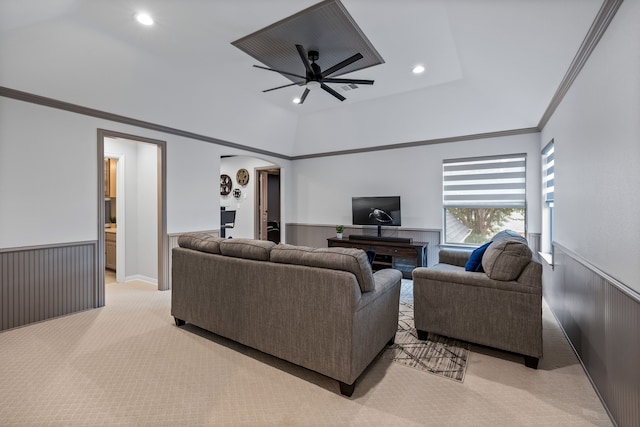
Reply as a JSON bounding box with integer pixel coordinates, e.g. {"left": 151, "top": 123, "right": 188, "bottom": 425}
{"left": 352, "top": 196, "right": 401, "bottom": 237}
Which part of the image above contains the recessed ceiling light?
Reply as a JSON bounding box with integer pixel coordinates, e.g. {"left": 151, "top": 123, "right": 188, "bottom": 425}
{"left": 412, "top": 65, "right": 425, "bottom": 74}
{"left": 292, "top": 97, "right": 301, "bottom": 104}
{"left": 135, "top": 13, "right": 154, "bottom": 26}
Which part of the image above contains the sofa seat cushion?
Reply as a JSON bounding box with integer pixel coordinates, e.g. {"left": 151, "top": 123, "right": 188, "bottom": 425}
{"left": 271, "top": 244, "right": 375, "bottom": 293}
{"left": 482, "top": 240, "right": 532, "bottom": 281}
{"left": 219, "top": 238, "right": 275, "bottom": 261}
{"left": 178, "top": 232, "right": 225, "bottom": 254}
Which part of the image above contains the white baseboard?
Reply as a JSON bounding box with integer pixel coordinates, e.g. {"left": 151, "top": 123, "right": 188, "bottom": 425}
{"left": 125, "top": 275, "right": 158, "bottom": 286}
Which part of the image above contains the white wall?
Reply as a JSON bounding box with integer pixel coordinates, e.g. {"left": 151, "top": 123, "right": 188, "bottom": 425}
{"left": 290, "top": 132, "right": 541, "bottom": 233}
{"left": 220, "top": 156, "right": 279, "bottom": 239}
{"left": 0, "top": 97, "right": 291, "bottom": 252}
{"left": 541, "top": 0, "right": 640, "bottom": 292}
{"left": 136, "top": 143, "right": 158, "bottom": 280}
{"left": 0, "top": 98, "right": 96, "bottom": 248}
{"left": 166, "top": 138, "right": 220, "bottom": 234}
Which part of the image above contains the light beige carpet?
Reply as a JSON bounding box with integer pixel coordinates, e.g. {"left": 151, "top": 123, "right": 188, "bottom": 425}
{"left": 0, "top": 278, "right": 612, "bottom": 426}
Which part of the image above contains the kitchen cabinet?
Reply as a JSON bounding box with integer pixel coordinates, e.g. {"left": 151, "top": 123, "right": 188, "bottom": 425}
{"left": 105, "top": 231, "right": 116, "bottom": 270}
{"left": 104, "top": 158, "right": 117, "bottom": 198}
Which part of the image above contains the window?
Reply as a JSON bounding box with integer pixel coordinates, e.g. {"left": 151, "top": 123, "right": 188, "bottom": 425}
{"left": 443, "top": 154, "right": 527, "bottom": 244}
{"left": 541, "top": 140, "right": 554, "bottom": 254}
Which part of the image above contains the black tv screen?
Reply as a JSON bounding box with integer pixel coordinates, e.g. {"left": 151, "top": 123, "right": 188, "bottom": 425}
{"left": 352, "top": 196, "right": 401, "bottom": 227}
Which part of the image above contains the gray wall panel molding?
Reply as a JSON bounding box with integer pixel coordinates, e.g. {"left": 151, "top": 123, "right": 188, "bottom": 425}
{"left": 0, "top": 240, "right": 97, "bottom": 253}
{"left": 554, "top": 241, "right": 639, "bottom": 302}
{"left": 0, "top": 241, "right": 97, "bottom": 332}
{"left": 546, "top": 243, "right": 639, "bottom": 427}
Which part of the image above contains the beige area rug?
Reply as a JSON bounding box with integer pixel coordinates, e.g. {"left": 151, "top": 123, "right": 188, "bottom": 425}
{"left": 380, "top": 282, "right": 470, "bottom": 382}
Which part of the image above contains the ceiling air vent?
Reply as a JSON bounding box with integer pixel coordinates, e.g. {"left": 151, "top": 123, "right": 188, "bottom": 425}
{"left": 339, "top": 83, "right": 359, "bottom": 92}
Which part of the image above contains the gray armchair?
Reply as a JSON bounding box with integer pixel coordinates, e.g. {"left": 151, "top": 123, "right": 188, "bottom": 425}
{"left": 412, "top": 231, "right": 543, "bottom": 368}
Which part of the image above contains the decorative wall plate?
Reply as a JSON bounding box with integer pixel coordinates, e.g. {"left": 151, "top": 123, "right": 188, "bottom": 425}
{"left": 233, "top": 188, "right": 242, "bottom": 199}
{"left": 220, "top": 174, "right": 232, "bottom": 195}
{"left": 236, "top": 168, "right": 250, "bottom": 186}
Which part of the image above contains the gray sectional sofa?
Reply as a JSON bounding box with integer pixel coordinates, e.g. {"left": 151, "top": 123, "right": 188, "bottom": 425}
{"left": 171, "top": 233, "right": 402, "bottom": 396}
{"left": 412, "top": 230, "right": 543, "bottom": 368}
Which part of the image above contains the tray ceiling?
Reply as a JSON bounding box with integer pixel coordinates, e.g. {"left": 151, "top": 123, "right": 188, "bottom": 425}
{"left": 232, "top": 0, "right": 384, "bottom": 83}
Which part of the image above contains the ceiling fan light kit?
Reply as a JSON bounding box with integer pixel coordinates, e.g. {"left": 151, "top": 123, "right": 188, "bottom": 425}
{"left": 306, "top": 80, "right": 321, "bottom": 91}
{"left": 231, "top": 0, "right": 383, "bottom": 105}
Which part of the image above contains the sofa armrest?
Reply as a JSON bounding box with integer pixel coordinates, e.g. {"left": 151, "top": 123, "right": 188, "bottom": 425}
{"left": 438, "top": 249, "right": 472, "bottom": 267}
{"left": 356, "top": 268, "right": 403, "bottom": 311}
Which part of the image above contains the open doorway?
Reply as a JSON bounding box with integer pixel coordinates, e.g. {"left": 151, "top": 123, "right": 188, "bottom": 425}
{"left": 219, "top": 156, "right": 282, "bottom": 242}
{"left": 96, "top": 129, "right": 167, "bottom": 307}
{"left": 103, "top": 155, "right": 122, "bottom": 284}
{"left": 256, "top": 167, "right": 281, "bottom": 243}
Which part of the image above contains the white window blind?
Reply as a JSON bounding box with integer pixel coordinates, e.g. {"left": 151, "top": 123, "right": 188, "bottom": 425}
{"left": 443, "top": 154, "right": 527, "bottom": 208}
{"left": 542, "top": 142, "right": 554, "bottom": 203}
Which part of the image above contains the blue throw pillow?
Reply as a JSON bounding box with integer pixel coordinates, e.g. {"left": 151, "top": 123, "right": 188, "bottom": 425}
{"left": 465, "top": 241, "right": 493, "bottom": 272}
{"left": 366, "top": 250, "right": 376, "bottom": 265}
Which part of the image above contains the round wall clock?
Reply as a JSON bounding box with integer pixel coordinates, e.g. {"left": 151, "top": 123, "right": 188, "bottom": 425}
{"left": 236, "top": 168, "right": 250, "bottom": 186}
{"left": 220, "top": 174, "right": 232, "bottom": 195}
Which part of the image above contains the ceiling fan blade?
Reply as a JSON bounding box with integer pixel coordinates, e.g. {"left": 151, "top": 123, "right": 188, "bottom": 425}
{"left": 321, "top": 53, "right": 363, "bottom": 78}
{"left": 298, "top": 88, "right": 310, "bottom": 104}
{"left": 295, "top": 44, "right": 313, "bottom": 75}
{"left": 320, "top": 83, "right": 346, "bottom": 102}
{"left": 262, "top": 81, "right": 304, "bottom": 93}
{"left": 253, "top": 64, "right": 306, "bottom": 80}
{"left": 323, "top": 78, "right": 374, "bottom": 85}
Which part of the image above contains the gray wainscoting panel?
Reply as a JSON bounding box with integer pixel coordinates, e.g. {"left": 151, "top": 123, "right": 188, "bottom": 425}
{"left": 546, "top": 244, "right": 639, "bottom": 427}
{"left": 285, "top": 224, "right": 440, "bottom": 267}
{"left": 0, "top": 242, "right": 97, "bottom": 332}
{"left": 527, "top": 233, "right": 541, "bottom": 254}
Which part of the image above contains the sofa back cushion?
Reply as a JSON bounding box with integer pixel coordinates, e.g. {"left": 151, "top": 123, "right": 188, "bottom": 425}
{"left": 306, "top": 248, "right": 375, "bottom": 293}
{"left": 271, "top": 244, "right": 375, "bottom": 293}
{"left": 269, "top": 244, "right": 316, "bottom": 264}
{"left": 491, "top": 229, "right": 528, "bottom": 245}
{"left": 178, "top": 232, "right": 225, "bottom": 254}
{"left": 219, "top": 238, "right": 275, "bottom": 261}
{"left": 482, "top": 240, "right": 532, "bottom": 281}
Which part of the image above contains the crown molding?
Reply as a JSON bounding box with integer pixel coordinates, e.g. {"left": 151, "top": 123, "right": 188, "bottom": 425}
{"left": 290, "top": 127, "right": 540, "bottom": 160}
{"left": 0, "top": 85, "right": 539, "bottom": 160}
{"left": 0, "top": 86, "right": 291, "bottom": 161}
{"left": 538, "top": 0, "right": 623, "bottom": 129}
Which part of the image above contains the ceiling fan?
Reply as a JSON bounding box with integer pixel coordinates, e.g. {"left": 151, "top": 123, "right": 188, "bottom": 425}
{"left": 253, "top": 44, "right": 374, "bottom": 104}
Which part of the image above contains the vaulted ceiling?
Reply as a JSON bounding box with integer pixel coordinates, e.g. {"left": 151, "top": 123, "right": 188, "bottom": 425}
{"left": 0, "top": 0, "right": 606, "bottom": 157}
